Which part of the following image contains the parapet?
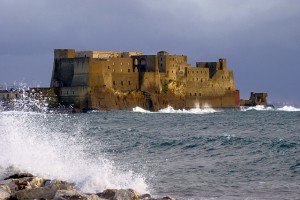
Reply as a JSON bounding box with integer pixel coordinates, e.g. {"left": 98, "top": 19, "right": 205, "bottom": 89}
{"left": 54, "top": 49, "right": 76, "bottom": 59}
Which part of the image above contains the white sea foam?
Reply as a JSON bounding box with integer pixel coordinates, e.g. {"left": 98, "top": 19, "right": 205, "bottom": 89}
{"left": 158, "top": 105, "right": 218, "bottom": 114}
{"left": 132, "top": 105, "right": 218, "bottom": 114}
{"left": 0, "top": 111, "right": 149, "bottom": 194}
{"left": 277, "top": 105, "right": 300, "bottom": 112}
{"left": 241, "top": 105, "right": 300, "bottom": 112}
{"left": 132, "top": 107, "right": 151, "bottom": 113}
{"left": 240, "top": 105, "right": 274, "bottom": 111}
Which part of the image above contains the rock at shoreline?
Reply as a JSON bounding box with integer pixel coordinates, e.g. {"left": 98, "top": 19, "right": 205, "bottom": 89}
{"left": 0, "top": 172, "right": 176, "bottom": 200}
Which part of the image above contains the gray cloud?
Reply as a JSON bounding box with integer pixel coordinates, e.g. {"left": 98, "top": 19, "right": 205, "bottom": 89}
{"left": 0, "top": 0, "right": 299, "bottom": 104}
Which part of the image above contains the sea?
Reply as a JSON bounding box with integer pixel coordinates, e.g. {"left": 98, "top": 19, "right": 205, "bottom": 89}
{"left": 0, "top": 99, "right": 299, "bottom": 200}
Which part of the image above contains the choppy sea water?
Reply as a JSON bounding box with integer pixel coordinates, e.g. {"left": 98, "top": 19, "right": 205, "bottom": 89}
{"left": 0, "top": 104, "right": 299, "bottom": 200}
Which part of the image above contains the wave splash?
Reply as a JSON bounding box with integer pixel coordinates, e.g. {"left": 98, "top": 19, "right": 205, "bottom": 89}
{"left": 0, "top": 111, "right": 149, "bottom": 194}
{"left": 133, "top": 105, "right": 218, "bottom": 114}
{"left": 277, "top": 105, "right": 300, "bottom": 112}
{"left": 241, "top": 105, "right": 300, "bottom": 112}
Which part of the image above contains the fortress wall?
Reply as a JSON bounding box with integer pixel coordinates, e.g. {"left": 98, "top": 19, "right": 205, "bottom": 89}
{"left": 141, "top": 72, "right": 161, "bottom": 93}
{"left": 165, "top": 55, "right": 188, "bottom": 80}
{"left": 54, "top": 49, "right": 75, "bottom": 59}
{"left": 185, "top": 91, "right": 237, "bottom": 108}
{"left": 88, "top": 88, "right": 147, "bottom": 110}
{"left": 89, "top": 60, "right": 105, "bottom": 87}
{"left": 112, "top": 73, "right": 139, "bottom": 91}
{"left": 59, "top": 86, "right": 89, "bottom": 109}
{"left": 71, "top": 58, "right": 89, "bottom": 86}
{"left": 186, "top": 68, "right": 209, "bottom": 82}
{"left": 209, "top": 70, "right": 235, "bottom": 91}
{"left": 51, "top": 59, "right": 74, "bottom": 87}
{"left": 107, "top": 57, "right": 133, "bottom": 73}
{"left": 132, "top": 55, "right": 158, "bottom": 73}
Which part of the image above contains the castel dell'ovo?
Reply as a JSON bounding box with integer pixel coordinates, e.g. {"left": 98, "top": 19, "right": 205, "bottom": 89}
{"left": 38, "top": 49, "right": 267, "bottom": 112}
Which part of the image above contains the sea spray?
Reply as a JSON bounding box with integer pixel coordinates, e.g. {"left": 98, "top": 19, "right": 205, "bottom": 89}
{"left": 0, "top": 111, "right": 149, "bottom": 194}
{"left": 132, "top": 105, "right": 219, "bottom": 114}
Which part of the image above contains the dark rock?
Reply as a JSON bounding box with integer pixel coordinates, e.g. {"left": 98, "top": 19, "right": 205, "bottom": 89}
{"left": 14, "top": 179, "right": 73, "bottom": 200}
{"left": 161, "top": 196, "right": 176, "bottom": 200}
{"left": 97, "top": 189, "right": 117, "bottom": 199}
{"left": 140, "top": 193, "right": 151, "bottom": 199}
{"left": 4, "top": 173, "right": 34, "bottom": 180}
{"left": 113, "top": 189, "right": 140, "bottom": 200}
{"left": 54, "top": 189, "right": 105, "bottom": 200}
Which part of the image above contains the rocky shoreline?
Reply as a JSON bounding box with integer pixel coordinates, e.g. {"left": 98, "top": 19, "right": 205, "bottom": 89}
{"left": 0, "top": 173, "right": 175, "bottom": 200}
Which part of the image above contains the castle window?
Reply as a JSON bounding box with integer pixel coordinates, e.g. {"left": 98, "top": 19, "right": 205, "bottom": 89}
{"left": 128, "top": 81, "right": 131, "bottom": 85}
{"left": 199, "top": 93, "right": 201, "bottom": 96}
{"left": 128, "top": 69, "right": 130, "bottom": 72}
{"left": 108, "top": 66, "right": 110, "bottom": 69}
{"left": 121, "top": 81, "right": 123, "bottom": 86}
{"left": 190, "top": 93, "right": 192, "bottom": 96}
{"left": 160, "top": 57, "right": 162, "bottom": 61}
{"left": 195, "top": 93, "right": 197, "bottom": 96}
{"left": 113, "top": 81, "right": 115, "bottom": 85}
{"left": 160, "top": 63, "right": 162, "bottom": 67}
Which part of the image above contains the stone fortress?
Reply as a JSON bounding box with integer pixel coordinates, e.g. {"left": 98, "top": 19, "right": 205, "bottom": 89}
{"left": 50, "top": 49, "right": 242, "bottom": 111}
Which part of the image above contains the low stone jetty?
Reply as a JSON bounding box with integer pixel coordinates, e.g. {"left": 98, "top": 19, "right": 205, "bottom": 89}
{"left": 0, "top": 173, "right": 175, "bottom": 200}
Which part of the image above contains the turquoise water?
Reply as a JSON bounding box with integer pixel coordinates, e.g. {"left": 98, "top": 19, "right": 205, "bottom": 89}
{"left": 0, "top": 106, "right": 299, "bottom": 199}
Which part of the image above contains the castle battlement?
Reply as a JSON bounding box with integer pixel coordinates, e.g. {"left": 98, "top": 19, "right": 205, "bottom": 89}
{"left": 50, "top": 49, "right": 240, "bottom": 111}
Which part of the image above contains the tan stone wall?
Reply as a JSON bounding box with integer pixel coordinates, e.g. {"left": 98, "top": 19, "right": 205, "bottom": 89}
{"left": 54, "top": 49, "right": 75, "bottom": 59}
{"left": 141, "top": 72, "right": 161, "bottom": 93}
{"left": 72, "top": 58, "right": 90, "bottom": 86}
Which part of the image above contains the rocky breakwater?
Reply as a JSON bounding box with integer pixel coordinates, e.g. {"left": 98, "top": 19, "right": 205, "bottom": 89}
{"left": 0, "top": 173, "right": 175, "bottom": 200}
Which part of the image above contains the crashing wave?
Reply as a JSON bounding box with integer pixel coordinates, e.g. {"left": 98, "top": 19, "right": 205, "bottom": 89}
{"left": 158, "top": 105, "right": 218, "bottom": 114}
{"left": 132, "top": 105, "right": 218, "bottom": 114}
{"left": 277, "top": 106, "right": 300, "bottom": 112}
{"left": 132, "top": 107, "right": 151, "bottom": 113}
{"left": 0, "top": 111, "right": 149, "bottom": 194}
{"left": 240, "top": 105, "right": 274, "bottom": 111}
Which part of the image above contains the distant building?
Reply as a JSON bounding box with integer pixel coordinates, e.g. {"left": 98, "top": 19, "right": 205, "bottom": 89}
{"left": 49, "top": 49, "right": 241, "bottom": 111}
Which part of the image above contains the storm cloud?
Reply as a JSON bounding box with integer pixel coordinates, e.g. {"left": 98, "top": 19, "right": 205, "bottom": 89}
{"left": 1, "top": 0, "right": 299, "bottom": 104}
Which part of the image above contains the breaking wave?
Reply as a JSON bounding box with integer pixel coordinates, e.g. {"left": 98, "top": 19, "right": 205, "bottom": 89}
{"left": 132, "top": 105, "right": 218, "bottom": 114}
{"left": 240, "top": 105, "right": 274, "bottom": 111}
{"left": 132, "top": 107, "right": 151, "bottom": 113}
{"left": 0, "top": 94, "right": 149, "bottom": 194}
{"left": 241, "top": 105, "right": 300, "bottom": 112}
{"left": 158, "top": 105, "right": 218, "bottom": 114}
{"left": 277, "top": 105, "right": 300, "bottom": 112}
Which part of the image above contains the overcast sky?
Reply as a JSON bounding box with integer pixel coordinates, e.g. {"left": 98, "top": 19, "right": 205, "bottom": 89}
{"left": 0, "top": 0, "right": 299, "bottom": 104}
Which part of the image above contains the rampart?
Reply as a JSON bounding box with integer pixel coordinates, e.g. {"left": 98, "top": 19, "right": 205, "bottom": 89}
{"left": 49, "top": 49, "right": 240, "bottom": 111}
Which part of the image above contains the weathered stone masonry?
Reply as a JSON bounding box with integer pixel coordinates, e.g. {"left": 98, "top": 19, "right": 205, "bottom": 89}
{"left": 50, "top": 49, "right": 240, "bottom": 111}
